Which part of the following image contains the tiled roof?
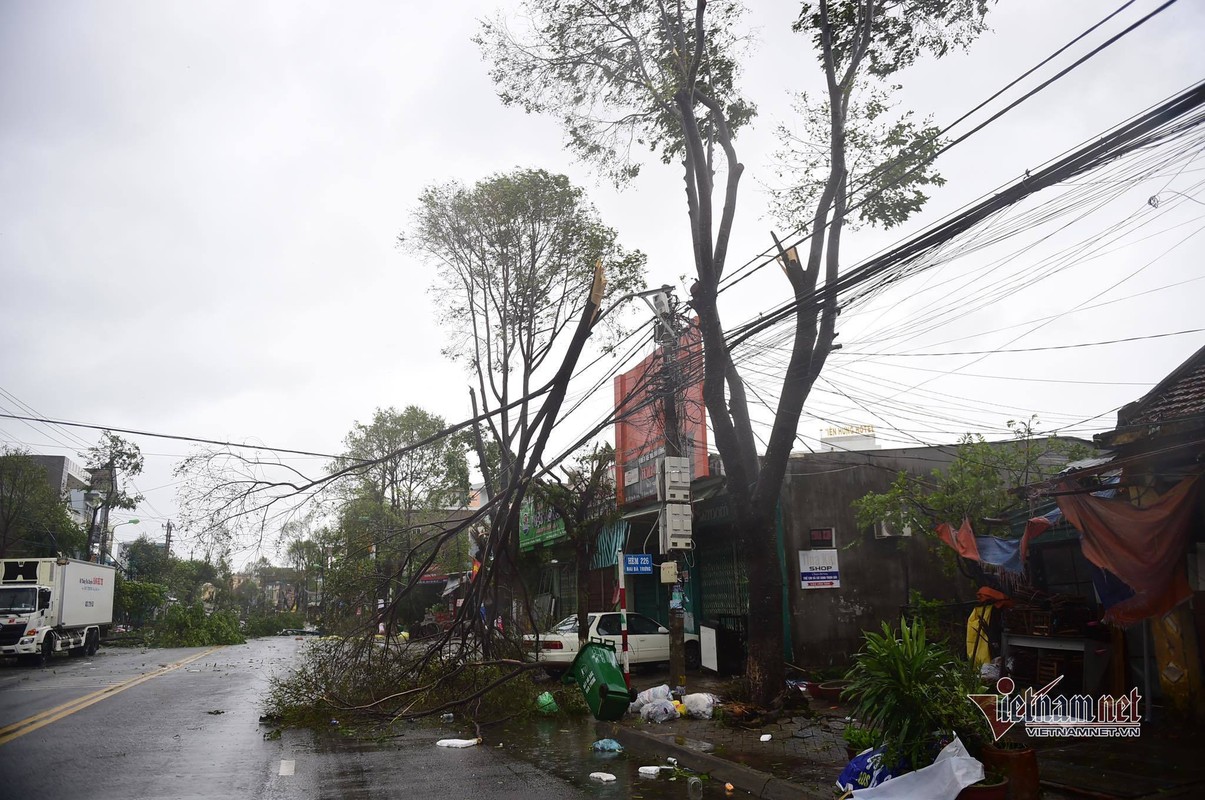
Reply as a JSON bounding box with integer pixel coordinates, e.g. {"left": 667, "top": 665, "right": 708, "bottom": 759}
{"left": 1121, "top": 344, "right": 1205, "bottom": 425}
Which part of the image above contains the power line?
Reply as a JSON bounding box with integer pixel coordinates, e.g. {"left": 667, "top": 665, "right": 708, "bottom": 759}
{"left": 846, "top": 328, "right": 1205, "bottom": 357}
{"left": 717, "top": 0, "right": 1183, "bottom": 294}
{"left": 0, "top": 413, "right": 348, "bottom": 460}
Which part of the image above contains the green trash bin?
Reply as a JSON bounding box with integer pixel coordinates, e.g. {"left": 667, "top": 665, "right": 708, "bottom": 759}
{"left": 563, "top": 638, "right": 634, "bottom": 721}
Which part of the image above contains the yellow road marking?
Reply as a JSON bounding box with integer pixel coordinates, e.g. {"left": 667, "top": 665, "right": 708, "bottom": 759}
{"left": 0, "top": 646, "right": 223, "bottom": 746}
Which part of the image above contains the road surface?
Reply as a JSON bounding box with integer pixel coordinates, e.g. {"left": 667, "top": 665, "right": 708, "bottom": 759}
{"left": 0, "top": 636, "right": 588, "bottom": 800}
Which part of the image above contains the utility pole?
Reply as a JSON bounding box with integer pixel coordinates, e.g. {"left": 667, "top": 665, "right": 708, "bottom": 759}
{"left": 644, "top": 286, "right": 692, "bottom": 698}
{"left": 163, "top": 520, "right": 174, "bottom": 558}
{"left": 98, "top": 458, "right": 115, "bottom": 564}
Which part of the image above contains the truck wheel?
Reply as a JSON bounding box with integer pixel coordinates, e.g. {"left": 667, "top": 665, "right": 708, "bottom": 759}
{"left": 37, "top": 635, "right": 55, "bottom": 667}
{"left": 85, "top": 630, "right": 100, "bottom": 656}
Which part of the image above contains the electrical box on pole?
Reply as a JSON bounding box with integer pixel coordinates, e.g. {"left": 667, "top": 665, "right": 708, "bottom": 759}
{"left": 657, "top": 456, "right": 693, "bottom": 552}
{"left": 660, "top": 560, "right": 678, "bottom": 584}
{"left": 659, "top": 502, "right": 693, "bottom": 552}
{"left": 657, "top": 456, "right": 691, "bottom": 502}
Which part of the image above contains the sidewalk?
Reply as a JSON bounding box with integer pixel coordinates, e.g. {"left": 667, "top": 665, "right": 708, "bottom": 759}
{"left": 593, "top": 669, "right": 1205, "bottom": 800}
{"left": 594, "top": 669, "right": 857, "bottom": 799}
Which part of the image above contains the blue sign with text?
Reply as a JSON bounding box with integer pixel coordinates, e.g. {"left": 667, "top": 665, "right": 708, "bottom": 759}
{"left": 623, "top": 554, "right": 653, "bottom": 575}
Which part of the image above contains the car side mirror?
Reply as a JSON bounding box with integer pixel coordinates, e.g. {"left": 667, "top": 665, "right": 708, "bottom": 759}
{"left": 658, "top": 626, "right": 668, "bottom": 634}
{"left": 38, "top": 589, "right": 51, "bottom": 611}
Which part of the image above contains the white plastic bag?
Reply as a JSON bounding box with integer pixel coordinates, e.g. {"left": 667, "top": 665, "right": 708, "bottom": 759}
{"left": 683, "top": 692, "right": 717, "bottom": 719}
{"left": 630, "top": 684, "right": 673, "bottom": 712}
{"left": 436, "top": 738, "right": 481, "bottom": 748}
{"left": 848, "top": 737, "right": 983, "bottom": 799}
{"left": 640, "top": 698, "right": 680, "bottom": 723}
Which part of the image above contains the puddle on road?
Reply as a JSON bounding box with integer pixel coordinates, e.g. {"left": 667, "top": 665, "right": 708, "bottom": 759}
{"left": 492, "top": 716, "right": 752, "bottom": 799}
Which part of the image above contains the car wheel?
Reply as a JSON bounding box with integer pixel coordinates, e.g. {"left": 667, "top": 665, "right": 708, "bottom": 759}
{"left": 85, "top": 630, "right": 100, "bottom": 657}
{"left": 685, "top": 641, "right": 701, "bottom": 671}
{"left": 544, "top": 667, "right": 566, "bottom": 680}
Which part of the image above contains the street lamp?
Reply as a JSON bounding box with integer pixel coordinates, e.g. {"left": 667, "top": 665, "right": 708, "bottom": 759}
{"left": 106, "top": 518, "right": 140, "bottom": 565}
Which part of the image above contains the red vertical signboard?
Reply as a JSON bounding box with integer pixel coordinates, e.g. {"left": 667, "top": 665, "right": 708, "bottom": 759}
{"left": 613, "top": 324, "right": 708, "bottom": 506}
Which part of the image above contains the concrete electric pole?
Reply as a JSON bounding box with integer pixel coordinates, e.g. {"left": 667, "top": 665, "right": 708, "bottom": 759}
{"left": 643, "top": 287, "right": 693, "bottom": 698}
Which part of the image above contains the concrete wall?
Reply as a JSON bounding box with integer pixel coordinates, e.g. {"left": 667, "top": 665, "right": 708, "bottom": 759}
{"left": 781, "top": 446, "right": 974, "bottom": 668}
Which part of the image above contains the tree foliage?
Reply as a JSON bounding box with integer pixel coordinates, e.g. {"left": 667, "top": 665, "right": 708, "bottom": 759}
{"left": 153, "top": 602, "right": 244, "bottom": 647}
{"left": 853, "top": 419, "right": 1093, "bottom": 537}
{"left": 115, "top": 575, "right": 168, "bottom": 627}
{"left": 772, "top": 82, "right": 947, "bottom": 230}
{"left": 123, "top": 534, "right": 172, "bottom": 582}
{"left": 477, "top": 3, "right": 754, "bottom": 184}
{"left": 82, "top": 431, "right": 144, "bottom": 511}
{"left": 772, "top": 0, "right": 989, "bottom": 231}
{"left": 0, "top": 447, "right": 84, "bottom": 558}
{"left": 408, "top": 168, "right": 645, "bottom": 491}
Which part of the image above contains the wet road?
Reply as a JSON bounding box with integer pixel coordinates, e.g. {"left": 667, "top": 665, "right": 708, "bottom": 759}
{"left": 0, "top": 637, "right": 590, "bottom": 800}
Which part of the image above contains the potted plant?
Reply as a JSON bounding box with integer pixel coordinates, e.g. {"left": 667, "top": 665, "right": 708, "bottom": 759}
{"left": 958, "top": 769, "right": 1009, "bottom": 800}
{"left": 809, "top": 679, "right": 850, "bottom": 703}
{"left": 843, "top": 618, "right": 974, "bottom": 770}
{"left": 842, "top": 723, "right": 878, "bottom": 760}
{"left": 843, "top": 618, "right": 1008, "bottom": 797}
{"left": 979, "top": 738, "right": 1039, "bottom": 800}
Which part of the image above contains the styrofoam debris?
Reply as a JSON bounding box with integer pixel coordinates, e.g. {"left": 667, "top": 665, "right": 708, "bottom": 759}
{"left": 436, "top": 738, "right": 481, "bottom": 748}
{"left": 638, "top": 766, "right": 661, "bottom": 777}
{"left": 760, "top": 734, "right": 772, "bottom": 742}
{"left": 589, "top": 772, "right": 617, "bottom": 782}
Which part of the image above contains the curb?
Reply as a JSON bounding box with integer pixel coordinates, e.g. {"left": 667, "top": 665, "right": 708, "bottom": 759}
{"left": 595, "top": 721, "right": 830, "bottom": 800}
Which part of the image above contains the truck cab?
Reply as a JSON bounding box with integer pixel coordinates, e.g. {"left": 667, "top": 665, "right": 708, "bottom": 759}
{"left": 0, "top": 558, "right": 113, "bottom": 666}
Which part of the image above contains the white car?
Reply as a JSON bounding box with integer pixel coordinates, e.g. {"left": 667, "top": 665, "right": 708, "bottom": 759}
{"left": 524, "top": 612, "right": 701, "bottom": 676}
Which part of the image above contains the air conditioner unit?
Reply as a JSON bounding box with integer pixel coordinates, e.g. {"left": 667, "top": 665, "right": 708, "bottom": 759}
{"left": 876, "top": 520, "right": 912, "bottom": 539}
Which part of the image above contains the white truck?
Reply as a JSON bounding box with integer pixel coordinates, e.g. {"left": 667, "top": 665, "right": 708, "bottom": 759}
{"left": 0, "top": 557, "right": 115, "bottom": 666}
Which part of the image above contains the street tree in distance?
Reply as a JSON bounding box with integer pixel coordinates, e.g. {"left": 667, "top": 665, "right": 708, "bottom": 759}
{"left": 83, "top": 431, "right": 144, "bottom": 560}
{"left": 327, "top": 406, "right": 471, "bottom": 630}
{"left": 406, "top": 168, "right": 644, "bottom": 628}
{"left": 407, "top": 168, "right": 645, "bottom": 495}
{"left": 479, "top": 0, "right": 990, "bottom": 706}
{"left": 0, "top": 447, "right": 84, "bottom": 558}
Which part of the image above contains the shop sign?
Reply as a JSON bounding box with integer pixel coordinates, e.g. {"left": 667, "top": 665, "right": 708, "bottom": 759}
{"left": 799, "top": 549, "right": 840, "bottom": 589}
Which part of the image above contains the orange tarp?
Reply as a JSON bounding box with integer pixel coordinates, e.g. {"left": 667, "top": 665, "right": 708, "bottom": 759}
{"left": 1056, "top": 475, "right": 1200, "bottom": 626}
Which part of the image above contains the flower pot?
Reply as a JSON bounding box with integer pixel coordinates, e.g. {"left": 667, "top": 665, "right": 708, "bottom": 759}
{"left": 957, "top": 774, "right": 1009, "bottom": 800}
{"left": 807, "top": 680, "right": 849, "bottom": 703}
{"left": 979, "top": 742, "right": 1039, "bottom": 800}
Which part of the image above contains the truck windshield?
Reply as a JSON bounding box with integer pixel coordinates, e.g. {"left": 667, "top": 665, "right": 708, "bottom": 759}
{"left": 0, "top": 587, "right": 37, "bottom": 613}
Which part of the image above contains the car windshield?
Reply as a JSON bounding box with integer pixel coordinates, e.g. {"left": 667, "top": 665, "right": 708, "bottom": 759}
{"left": 0, "top": 587, "right": 36, "bottom": 613}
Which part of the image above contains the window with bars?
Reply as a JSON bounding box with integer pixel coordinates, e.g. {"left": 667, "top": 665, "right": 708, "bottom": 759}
{"left": 696, "top": 539, "right": 748, "bottom": 618}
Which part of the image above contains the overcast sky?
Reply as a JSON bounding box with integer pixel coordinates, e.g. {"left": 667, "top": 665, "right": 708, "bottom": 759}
{"left": 3, "top": 1, "right": 1203, "bottom": 565}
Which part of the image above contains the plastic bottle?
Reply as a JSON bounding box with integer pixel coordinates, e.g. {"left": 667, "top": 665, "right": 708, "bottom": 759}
{"left": 687, "top": 776, "right": 704, "bottom": 799}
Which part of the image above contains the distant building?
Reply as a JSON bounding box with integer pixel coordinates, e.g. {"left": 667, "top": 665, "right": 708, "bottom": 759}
{"left": 30, "top": 454, "right": 96, "bottom": 528}
{"left": 816, "top": 424, "right": 881, "bottom": 453}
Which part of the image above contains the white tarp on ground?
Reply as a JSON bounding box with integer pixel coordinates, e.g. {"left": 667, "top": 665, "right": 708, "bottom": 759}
{"left": 850, "top": 738, "right": 983, "bottom": 799}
